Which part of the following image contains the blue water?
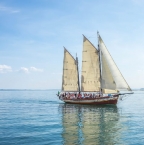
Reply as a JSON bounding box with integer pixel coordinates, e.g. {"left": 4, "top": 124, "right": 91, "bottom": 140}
{"left": 0, "top": 90, "right": 144, "bottom": 145}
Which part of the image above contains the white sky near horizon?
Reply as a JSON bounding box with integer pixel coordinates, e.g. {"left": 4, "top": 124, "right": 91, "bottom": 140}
{"left": 0, "top": 0, "right": 144, "bottom": 89}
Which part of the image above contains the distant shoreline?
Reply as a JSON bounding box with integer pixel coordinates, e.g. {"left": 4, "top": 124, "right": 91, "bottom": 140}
{"left": 0, "top": 89, "right": 60, "bottom": 91}
{"left": 0, "top": 89, "right": 142, "bottom": 91}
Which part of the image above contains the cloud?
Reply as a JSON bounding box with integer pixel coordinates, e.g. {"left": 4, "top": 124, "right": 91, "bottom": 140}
{"left": 0, "top": 65, "right": 12, "bottom": 73}
{"left": 19, "top": 67, "right": 29, "bottom": 73}
{"left": 30, "top": 67, "right": 43, "bottom": 72}
{"left": 0, "top": 4, "right": 20, "bottom": 13}
{"left": 18, "top": 67, "right": 43, "bottom": 73}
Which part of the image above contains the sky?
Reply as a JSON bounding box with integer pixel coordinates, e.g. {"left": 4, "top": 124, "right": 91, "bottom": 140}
{"left": 0, "top": 0, "right": 144, "bottom": 89}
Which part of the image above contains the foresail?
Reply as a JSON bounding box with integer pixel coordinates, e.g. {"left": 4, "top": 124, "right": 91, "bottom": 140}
{"left": 101, "top": 52, "right": 116, "bottom": 91}
{"left": 99, "top": 36, "right": 131, "bottom": 91}
{"left": 81, "top": 36, "right": 100, "bottom": 92}
{"left": 62, "top": 48, "right": 79, "bottom": 91}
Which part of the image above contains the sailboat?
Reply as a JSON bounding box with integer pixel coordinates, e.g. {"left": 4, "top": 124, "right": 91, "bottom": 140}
{"left": 57, "top": 32, "right": 133, "bottom": 105}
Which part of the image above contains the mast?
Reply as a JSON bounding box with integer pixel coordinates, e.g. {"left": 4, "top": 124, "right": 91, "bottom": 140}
{"left": 97, "top": 31, "right": 102, "bottom": 94}
{"left": 62, "top": 48, "right": 66, "bottom": 91}
{"left": 76, "top": 54, "right": 80, "bottom": 93}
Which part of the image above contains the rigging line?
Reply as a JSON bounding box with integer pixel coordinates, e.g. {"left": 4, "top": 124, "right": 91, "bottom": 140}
{"left": 120, "top": 94, "right": 131, "bottom": 101}
{"left": 87, "top": 33, "right": 97, "bottom": 38}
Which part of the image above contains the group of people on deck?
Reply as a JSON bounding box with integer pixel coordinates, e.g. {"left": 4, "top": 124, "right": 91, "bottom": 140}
{"left": 58, "top": 92, "right": 102, "bottom": 100}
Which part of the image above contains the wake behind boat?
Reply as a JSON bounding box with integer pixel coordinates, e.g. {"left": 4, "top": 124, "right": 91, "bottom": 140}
{"left": 57, "top": 32, "right": 133, "bottom": 105}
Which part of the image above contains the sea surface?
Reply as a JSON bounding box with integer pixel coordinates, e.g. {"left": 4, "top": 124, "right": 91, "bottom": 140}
{"left": 0, "top": 90, "right": 144, "bottom": 145}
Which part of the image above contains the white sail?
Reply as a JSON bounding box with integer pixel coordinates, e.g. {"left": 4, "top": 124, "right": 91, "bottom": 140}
{"left": 81, "top": 36, "right": 100, "bottom": 92}
{"left": 101, "top": 52, "right": 118, "bottom": 93}
{"left": 101, "top": 52, "right": 116, "bottom": 90}
{"left": 62, "top": 48, "right": 79, "bottom": 91}
{"left": 99, "top": 36, "right": 131, "bottom": 91}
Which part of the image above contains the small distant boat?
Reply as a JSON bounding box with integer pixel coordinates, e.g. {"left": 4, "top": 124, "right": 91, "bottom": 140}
{"left": 57, "top": 32, "right": 133, "bottom": 105}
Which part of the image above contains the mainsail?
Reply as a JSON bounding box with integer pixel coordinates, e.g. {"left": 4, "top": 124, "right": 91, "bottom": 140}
{"left": 81, "top": 36, "right": 100, "bottom": 92}
{"left": 99, "top": 35, "right": 131, "bottom": 91}
{"left": 62, "top": 48, "right": 79, "bottom": 91}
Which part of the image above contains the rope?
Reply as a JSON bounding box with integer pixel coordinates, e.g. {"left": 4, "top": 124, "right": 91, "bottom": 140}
{"left": 119, "top": 94, "right": 132, "bottom": 101}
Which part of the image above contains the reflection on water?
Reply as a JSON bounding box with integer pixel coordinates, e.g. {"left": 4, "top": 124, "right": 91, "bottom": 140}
{"left": 59, "top": 104, "right": 123, "bottom": 145}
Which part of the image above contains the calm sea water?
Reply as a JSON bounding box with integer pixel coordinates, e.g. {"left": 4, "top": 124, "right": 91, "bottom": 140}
{"left": 0, "top": 90, "right": 144, "bottom": 145}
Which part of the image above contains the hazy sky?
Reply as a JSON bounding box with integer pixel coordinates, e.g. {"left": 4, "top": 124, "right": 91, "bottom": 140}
{"left": 0, "top": 0, "right": 144, "bottom": 89}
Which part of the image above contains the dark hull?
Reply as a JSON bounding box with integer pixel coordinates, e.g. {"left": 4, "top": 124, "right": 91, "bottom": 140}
{"left": 60, "top": 95, "right": 119, "bottom": 105}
